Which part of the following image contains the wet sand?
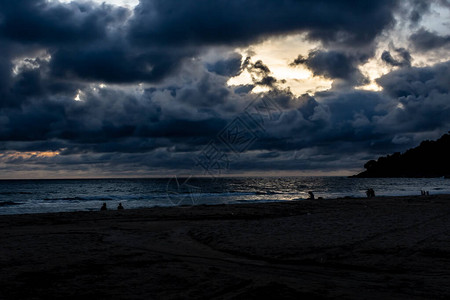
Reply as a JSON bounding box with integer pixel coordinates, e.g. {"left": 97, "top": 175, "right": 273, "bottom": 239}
{"left": 1, "top": 195, "right": 450, "bottom": 299}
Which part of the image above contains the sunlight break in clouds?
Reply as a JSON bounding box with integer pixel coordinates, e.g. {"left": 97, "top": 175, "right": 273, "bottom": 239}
{"left": 228, "top": 34, "right": 334, "bottom": 96}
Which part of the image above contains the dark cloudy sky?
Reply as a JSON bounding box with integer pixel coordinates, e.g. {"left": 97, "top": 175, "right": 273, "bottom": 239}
{"left": 0, "top": 0, "right": 449, "bottom": 179}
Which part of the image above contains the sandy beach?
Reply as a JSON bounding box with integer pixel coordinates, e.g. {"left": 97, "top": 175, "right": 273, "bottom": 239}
{"left": 1, "top": 195, "right": 450, "bottom": 299}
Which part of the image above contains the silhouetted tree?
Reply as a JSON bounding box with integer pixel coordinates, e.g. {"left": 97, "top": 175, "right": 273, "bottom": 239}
{"left": 354, "top": 132, "right": 450, "bottom": 178}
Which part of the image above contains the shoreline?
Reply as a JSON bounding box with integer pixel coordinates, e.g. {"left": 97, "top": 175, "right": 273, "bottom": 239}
{"left": 1, "top": 193, "right": 449, "bottom": 217}
{"left": 2, "top": 194, "right": 450, "bottom": 298}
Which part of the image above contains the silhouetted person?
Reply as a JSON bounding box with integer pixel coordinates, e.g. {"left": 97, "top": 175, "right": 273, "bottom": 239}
{"left": 366, "top": 188, "right": 375, "bottom": 198}
{"left": 101, "top": 203, "right": 107, "bottom": 211}
{"left": 426, "top": 191, "right": 430, "bottom": 196}
{"left": 117, "top": 203, "right": 124, "bottom": 210}
{"left": 308, "top": 191, "right": 315, "bottom": 200}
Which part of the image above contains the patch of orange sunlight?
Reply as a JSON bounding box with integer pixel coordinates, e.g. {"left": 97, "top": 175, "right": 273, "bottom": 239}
{"left": 0, "top": 150, "right": 62, "bottom": 159}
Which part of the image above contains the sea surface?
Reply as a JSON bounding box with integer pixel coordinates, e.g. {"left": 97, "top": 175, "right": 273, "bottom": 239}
{"left": 0, "top": 176, "right": 449, "bottom": 215}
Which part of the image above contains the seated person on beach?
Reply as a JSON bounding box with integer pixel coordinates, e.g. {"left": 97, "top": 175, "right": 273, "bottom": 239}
{"left": 308, "top": 191, "right": 315, "bottom": 200}
{"left": 101, "top": 203, "right": 107, "bottom": 211}
{"left": 366, "top": 188, "right": 375, "bottom": 198}
{"left": 117, "top": 203, "right": 124, "bottom": 210}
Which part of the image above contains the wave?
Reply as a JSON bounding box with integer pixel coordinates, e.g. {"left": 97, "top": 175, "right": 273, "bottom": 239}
{"left": 41, "top": 194, "right": 159, "bottom": 202}
{"left": 234, "top": 199, "right": 286, "bottom": 204}
{"left": 254, "top": 191, "right": 281, "bottom": 195}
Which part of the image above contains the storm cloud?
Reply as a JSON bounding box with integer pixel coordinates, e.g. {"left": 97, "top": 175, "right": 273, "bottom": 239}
{"left": 291, "top": 50, "right": 369, "bottom": 85}
{"left": 381, "top": 48, "right": 412, "bottom": 67}
{"left": 0, "top": 0, "right": 448, "bottom": 177}
{"left": 129, "top": 0, "right": 398, "bottom": 47}
{"left": 410, "top": 28, "right": 450, "bottom": 51}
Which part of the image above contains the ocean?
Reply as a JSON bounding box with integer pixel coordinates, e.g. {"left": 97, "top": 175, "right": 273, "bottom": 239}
{"left": 0, "top": 176, "right": 449, "bottom": 215}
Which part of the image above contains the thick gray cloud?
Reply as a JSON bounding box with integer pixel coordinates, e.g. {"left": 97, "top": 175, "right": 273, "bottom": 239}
{"left": 49, "top": 45, "right": 194, "bottom": 84}
{"left": 0, "top": 0, "right": 400, "bottom": 89}
{"left": 207, "top": 53, "right": 243, "bottom": 77}
{"left": 291, "top": 50, "right": 369, "bottom": 85}
{"left": 410, "top": 28, "right": 450, "bottom": 51}
{"left": 129, "top": 0, "right": 398, "bottom": 47}
{"left": 0, "top": 0, "right": 128, "bottom": 108}
{"left": 376, "top": 61, "right": 450, "bottom": 134}
{"left": 0, "top": 0, "right": 401, "bottom": 90}
{"left": 0, "top": 0, "right": 128, "bottom": 45}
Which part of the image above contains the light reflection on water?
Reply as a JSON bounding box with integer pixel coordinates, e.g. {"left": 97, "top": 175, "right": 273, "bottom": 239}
{"left": 0, "top": 177, "right": 449, "bottom": 215}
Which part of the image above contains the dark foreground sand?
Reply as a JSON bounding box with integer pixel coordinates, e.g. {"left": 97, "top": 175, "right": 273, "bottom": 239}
{"left": 1, "top": 195, "right": 450, "bottom": 299}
